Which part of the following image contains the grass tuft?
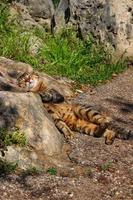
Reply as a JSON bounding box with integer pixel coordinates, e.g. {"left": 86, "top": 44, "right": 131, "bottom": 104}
{"left": 47, "top": 167, "right": 57, "bottom": 175}
{"left": 0, "top": 159, "right": 18, "bottom": 175}
{"left": 0, "top": 128, "right": 27, "bottom": 147}
{"left": 52, "top": 0, "right": 60, "bottom": 8}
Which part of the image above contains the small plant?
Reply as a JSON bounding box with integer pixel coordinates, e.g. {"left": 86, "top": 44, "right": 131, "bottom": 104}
{"left": 52, "top": 0, "right": 60, "bottom": 8}
{"left": 0, "top": 159, "right": 18, "bottom": 174}
{"left": 0, "top": 128, "right": 27, "bottom": 147}
{"left": 47, "top": 167, "right": 57, "bottom": 175}
{"left": 23, "top": 166, "right": 43, "bottom": 175}
{"left": 1, "top": 0, "right": 14, "bottom": 3}
{"left": 100, "top": 161, "right": 113, "bottom": 172}
{"left": 86, "top": 168, "right": 93, "bottom": 177}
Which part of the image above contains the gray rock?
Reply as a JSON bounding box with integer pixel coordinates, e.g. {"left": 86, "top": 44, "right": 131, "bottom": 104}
{"left": 0, "top": 57, "right": 73, "bottom": 97}
{"left": 0, "top": 57, "right": 32, "bottom": 92}
{"left": 9, "top": 2, "right": 39, "bottom": 28}
{"left": 0, "top": 57, "right": 33, "bottom": 75}
{"left": 54, "top": 0, "right": 70, "bottom": 31}
{"left": 39, "top": 72, "right": 73, "bottom": 98}
{"left": 17, "top": 0, "right": 54, "bottom": 19}
{"left": 12, "top": 0, "right": 133, "bottom": 60}
{"left": 0, "top": 57, "right": 33, "bottom": 92}
{"left": 0, "top": 91, "right": 65, "bottom": 168}
{"left": 20, "top": 33, "right": 43, "bottom": 56}
{"left": 10, "top": 2, "right": 53, "bottom": 29}
{"left": 69, "top": 0, "right": 133, "bottom": 60}
{"left": 0, "top": 57, "right": 73, "bottom": 169}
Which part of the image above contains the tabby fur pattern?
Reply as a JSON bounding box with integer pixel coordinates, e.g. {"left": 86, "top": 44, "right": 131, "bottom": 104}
{"left": 17, "top": 72, "right": 131, "bottom": 145}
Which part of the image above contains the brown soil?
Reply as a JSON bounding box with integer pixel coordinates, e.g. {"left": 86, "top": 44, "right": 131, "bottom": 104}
{"left": 0, "top": 68, "right": 133, "bottom": 200}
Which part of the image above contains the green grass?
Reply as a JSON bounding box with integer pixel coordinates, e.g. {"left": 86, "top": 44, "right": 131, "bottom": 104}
{"left": 100, "top": 161, "right": 113, "bottom": 172}
{"left": 0, "top": 4, "right": 127, "bottom": 86}
{"left": 0, "top": 128, "right": 27, "bottom": 147}
{"left": 39, "top": 29, "right": 127, "bottom": 85}
{"left": 47, "top": 167, "right": 57, "bottom": 175}
{"left": 0, "top": 159, "right": 18, "bottom": 174}
{"left": 52, "top": 0, "right": 60, "bottom": 8}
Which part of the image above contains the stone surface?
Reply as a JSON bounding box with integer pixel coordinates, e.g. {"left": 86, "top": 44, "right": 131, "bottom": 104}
{"left": 0, "top": 91, "right": 64, "bottom": 168}
{"left": 10, "top": 2, "right": 52, "bottom": 29}
{"left": 0, "top": 57, "right": 73, "bottom": 169}
{"left": 11, "top": 1, "right": 133, "bottom": 60}
{"left": 0, "top": 57, "right": 33, "bottom": 92}
{"left": 28, "top": 35, "right": 42, "bottom": 56}
{"left": 17, "top": 0, "right": 54, "bottom": 19}
{"left": 20, "top": 33, "right": 43, "bottom": 56}
{"left": 0, "top": 57, "right": 33, "bottom": 74}
{"left": 70, "top": 0, "right": 133, "bottom": 60}
{"left": 0, "top": 57, "right": 73, "bottom": 97}
{"left": 39, "top": 72, "right": 73, "bottom": 98}
{"left": 9, "top": 2, "right": 38, "bottom": 28}
{"left": 54, "top": 0, "right": 70, "bottom": 31}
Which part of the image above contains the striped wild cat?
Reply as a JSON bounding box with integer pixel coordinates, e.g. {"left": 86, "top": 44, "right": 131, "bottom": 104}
{"left": 17, "top": 72, "right": 131, "bottom": 145}
{"left": 44, "top": 102, "right": 131, "bottom": 144}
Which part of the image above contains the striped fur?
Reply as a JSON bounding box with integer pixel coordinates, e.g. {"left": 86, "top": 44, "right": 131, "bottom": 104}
{"left": 17, "top": 72, "right": 131, "bottom": 145}
{"left": 73, "top": 104, "right": 111, "bottom": 126}
{"left": 44, "top": 102, "right": 131, "bottom": 144}
{"left": 44, "top": 103, "right": 112, "bottom": 144}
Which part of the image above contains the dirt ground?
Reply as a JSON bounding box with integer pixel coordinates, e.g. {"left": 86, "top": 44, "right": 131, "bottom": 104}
{"left": 0, "top": 67, "right": 133, "bottom": 200}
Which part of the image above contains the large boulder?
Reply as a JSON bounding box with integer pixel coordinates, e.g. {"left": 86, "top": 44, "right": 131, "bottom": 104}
{"left": 0, "top": 57, "right": 33, "bottom": 92}
{"left": 0, "top": 57, "right": 73, "bottom": 97}
{"left": 9, "top": 1, "right": 53, "bottom": 29}
{"left": 0, "top": 91, "right": 66, "bottom": 168}
{"left": 70, "top": 0, "right": 133, "bottom": 60}
{"left": 0, "top": 57, "right": 73, "bottom": 169}
{"left": 9, "top": 2, "right": 39, "bottom": 28}
{"left": 0, "top": 57, "right": 33, "bottom": 75}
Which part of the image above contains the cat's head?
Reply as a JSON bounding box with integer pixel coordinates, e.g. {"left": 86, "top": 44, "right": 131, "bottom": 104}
{"left": 17, "top": 72, "right": 39, "bottom": 91}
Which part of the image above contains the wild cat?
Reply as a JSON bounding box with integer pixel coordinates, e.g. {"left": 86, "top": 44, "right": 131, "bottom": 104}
{"left": 17, "top": 72, "right": 131, "bottom": 145}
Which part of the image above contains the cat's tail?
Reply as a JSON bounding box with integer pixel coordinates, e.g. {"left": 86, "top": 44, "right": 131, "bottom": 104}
{"left": 108, "top": 121, "right": 133, "bottom": 140}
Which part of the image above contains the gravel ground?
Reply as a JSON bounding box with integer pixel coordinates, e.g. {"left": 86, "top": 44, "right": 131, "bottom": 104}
{"left": 0, "top": 68, "right": 133, "bottom": 200}
{"left": 74, "top": 67, "right": 133, "bottom": 131}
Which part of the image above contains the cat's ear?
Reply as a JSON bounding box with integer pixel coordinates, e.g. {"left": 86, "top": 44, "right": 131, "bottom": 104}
{"left": 17, "top": 72, "right": 28, "bottom": 80}
{"left": 51, "top": 0, "right": 70, "bottom": 33}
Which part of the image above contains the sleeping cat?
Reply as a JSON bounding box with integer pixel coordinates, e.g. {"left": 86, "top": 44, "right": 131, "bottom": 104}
{"left": 17, "top": 72, "right": 131, "bottom": 145}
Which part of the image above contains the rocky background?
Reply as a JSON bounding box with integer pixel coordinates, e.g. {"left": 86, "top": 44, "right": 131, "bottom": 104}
{"left": 0, "top": 57, "right": 73, "bottom": 169}
{"left": 70, "top": 0, "right": 133, "bottom": 60}
{"left": 10, "top": 0, "right": 133, "bottom": 61}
